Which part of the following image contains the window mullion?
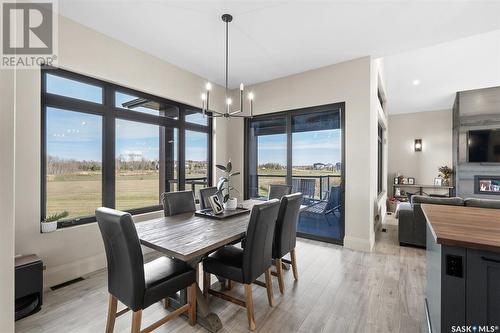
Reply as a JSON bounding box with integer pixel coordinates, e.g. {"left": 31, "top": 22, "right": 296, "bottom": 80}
{"left": 286, "top": 112, "right": 293, "bottom": 186}
{"left": 102, "top": 86, "right": 115, "bottom": 208}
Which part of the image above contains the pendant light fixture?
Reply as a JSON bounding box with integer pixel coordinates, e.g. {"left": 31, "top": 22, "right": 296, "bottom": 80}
{"left": 201, "top": 14, "right": 254, "bottom": 118}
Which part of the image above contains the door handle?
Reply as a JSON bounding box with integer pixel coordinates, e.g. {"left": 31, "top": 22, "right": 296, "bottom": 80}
{"left": 481, "top": 256, "right": 500, "bottom": 264}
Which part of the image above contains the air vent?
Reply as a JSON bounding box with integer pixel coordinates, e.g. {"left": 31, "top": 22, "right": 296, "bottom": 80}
{"left": 50, "top": 277, "right": 84, "bottom": 290}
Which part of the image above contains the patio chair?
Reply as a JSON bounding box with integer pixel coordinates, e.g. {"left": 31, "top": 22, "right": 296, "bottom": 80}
{"left": 301, "top": 186, "right": 341, "bottom": 226}
{"left": 292, "top": 178, "right": 316, "bottom": 203}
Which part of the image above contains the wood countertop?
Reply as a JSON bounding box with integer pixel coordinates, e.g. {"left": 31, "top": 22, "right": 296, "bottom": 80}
{"left": 422, "top": 204, "right": 500, "bottom": 253}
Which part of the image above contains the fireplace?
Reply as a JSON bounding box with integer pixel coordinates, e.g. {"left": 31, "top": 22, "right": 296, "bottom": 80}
{"left": 474, "top": 175, "right": 500, "bottom": 195}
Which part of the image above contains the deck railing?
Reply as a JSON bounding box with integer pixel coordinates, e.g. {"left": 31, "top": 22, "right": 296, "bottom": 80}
{"left": 253, "top": 174, "right": 341, "bottom": 200}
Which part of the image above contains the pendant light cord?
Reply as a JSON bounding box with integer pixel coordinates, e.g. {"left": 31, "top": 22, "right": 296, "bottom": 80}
{"left": 225, "top": 19, "right": 229, "bottom": 102}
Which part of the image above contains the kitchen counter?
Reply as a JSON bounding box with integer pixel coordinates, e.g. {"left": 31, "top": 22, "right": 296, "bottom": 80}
{"left": 422, "top": 204, "right": 500, "bottom": 253}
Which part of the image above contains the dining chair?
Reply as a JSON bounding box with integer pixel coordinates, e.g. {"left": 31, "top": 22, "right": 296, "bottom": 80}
{"left": 161, "top": 190, "right": 196, "bottom": 216}
{"left": 272, "top": 193, "right": 303, "bottom": 294}
{"left": 95, "top": 207, "right": 197, "bottom": 333}
{"left": 267, "top": 184, "right": 292, "bottom": 200}
{"left": 202, "top": 199, "right": 281, "bottom": 331}
{"left": 199, "top": 186, "right": 219, "bottom": 210}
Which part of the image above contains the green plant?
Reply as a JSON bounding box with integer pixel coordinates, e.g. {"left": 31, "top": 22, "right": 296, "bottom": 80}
{"left": 438, "top": 166, "right": 453, "bottom": 180}
{"left": 215, "top": 160, "right": 240, "bottom": 203}
{"left": 44, "top": 211, "right": 69, "bottom": 223}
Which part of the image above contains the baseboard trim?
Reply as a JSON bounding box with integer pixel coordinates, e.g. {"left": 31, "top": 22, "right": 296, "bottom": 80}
{"left": 43, "top": 253, "right": 106, "bottom": 289}
{"left": 343, "top": 235, "right": 373, "bottom": 252}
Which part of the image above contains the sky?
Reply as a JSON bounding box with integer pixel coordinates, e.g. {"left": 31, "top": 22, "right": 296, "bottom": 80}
{"left": 46, "top": 75, "right": 208, "bottom": 162}
{"left": 47, "top": 108, "right": 208, "bottom": 161}
{"left": 258, "top": 129, "right": 341, "bottom": 166}
{"left": 46, "top": 74, "right": 340, "bottom": 165}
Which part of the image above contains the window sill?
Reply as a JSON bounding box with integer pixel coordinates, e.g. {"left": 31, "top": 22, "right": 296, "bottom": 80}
{"left": 42, "top": 208, "right": 164, "bottom": 233}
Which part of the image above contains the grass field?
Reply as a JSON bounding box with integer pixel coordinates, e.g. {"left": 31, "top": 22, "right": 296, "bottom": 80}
{"left": 46, "top": 170, "right": 205, "bottom": 218}
{"left": 46, "top": 167, "right": 341, "bottom": 219}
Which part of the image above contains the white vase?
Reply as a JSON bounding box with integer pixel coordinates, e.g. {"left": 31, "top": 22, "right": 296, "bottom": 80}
{"left": 224, "top": 198, "right": 238, "bottom": 210}
{"left": 41, "top": 220, "right": 58, "bottom": 233}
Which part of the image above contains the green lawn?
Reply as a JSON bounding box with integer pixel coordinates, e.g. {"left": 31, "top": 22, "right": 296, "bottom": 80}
{"left": 46, "top": 167, "right": 340, "bottom": 218}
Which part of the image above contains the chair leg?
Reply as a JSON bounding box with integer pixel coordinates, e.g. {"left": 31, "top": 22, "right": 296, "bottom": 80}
{"left": 244, "top": 284, "right": 256, "bottom": 331}
{"left": 227, "top": 279, "right": 233, "bottom": 290}
{"left": 203, "top": 272, "right": 211, "bottom": 301}
{"left": 290, "top": 248, "right": 299, "bottom": 281}
{"left": 264, "top": 268, "right": 274, "bottom": 307}
{"left": 106, "top": 294, "right": 118, "bottom": 333}
{"left": 131, "top": 310, "right": 142, "bottom": 333}
{"left": 275, "top": 258, "right": 285, "bottom": 294}
{"left": 187, "top": 283, "right": 197, "bottom": 326}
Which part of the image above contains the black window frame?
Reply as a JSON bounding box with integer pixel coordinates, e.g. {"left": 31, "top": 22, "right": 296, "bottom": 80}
{"left": 377, "top": 123, "right": 384, "bottom": 195}
{"left": 41, "top": 67, "right": 213, "bottom": 229}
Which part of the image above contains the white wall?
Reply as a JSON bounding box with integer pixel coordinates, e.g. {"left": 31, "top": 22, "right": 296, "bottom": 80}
{"left": 15, "top": 16, "right": 226, "bottom": 288}
{"left": 0, "top": 69, "right": 16, "bottom": 333}
{"left": 225, "top": 57, "right": 381, "bottom": 251}
{"left": 387, "top": 109, "right": 453, "bottom": 194}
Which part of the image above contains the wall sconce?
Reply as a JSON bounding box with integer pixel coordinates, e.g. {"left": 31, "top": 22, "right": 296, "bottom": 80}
{"left": 414, "top": 139, "right": 422, "bottom": 152}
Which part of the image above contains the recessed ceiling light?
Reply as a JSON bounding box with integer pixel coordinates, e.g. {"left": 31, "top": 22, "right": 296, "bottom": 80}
{"left": 412, "top": 79, "right": 421, "bottom": 86}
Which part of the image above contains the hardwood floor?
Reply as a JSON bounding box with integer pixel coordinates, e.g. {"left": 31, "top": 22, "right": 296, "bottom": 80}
{"left": 15, "top": 221, "right": 426, "bottom": 333}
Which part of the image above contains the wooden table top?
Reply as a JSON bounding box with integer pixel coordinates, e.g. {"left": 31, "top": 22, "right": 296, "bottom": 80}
{"left": 136, "top": 199, "right": 263, "bottom": 261}
{"left": 422, "top": 204, "right": 500, "bottom": 253}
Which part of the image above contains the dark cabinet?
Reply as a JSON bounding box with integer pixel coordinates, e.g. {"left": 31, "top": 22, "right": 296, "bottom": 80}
{"left": 466, "top": 249, "right": 500, "bottom": 326}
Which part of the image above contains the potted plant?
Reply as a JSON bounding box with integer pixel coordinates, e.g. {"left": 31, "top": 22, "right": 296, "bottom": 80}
{"left": 41, "top": 211, "right": 68, "bottom": 233}
{"left": 215, "top": 160, "right": 240, "bottom": 210}
{"left": 438, "top": 166, "right": 453, "bottom": 186}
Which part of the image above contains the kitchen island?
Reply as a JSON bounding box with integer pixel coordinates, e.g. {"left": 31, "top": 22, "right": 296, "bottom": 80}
{"left": 422, "top": 204, "right": 500, "bottom": 333}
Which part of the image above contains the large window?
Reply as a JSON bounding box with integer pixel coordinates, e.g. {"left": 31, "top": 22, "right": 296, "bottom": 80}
{"left": 245, "top": 104, "right": 345, "bottom": 244}
{"left": 46, "top": 108, "right": 102, "bottom": 219}
{"left": 42, "top": 68, "right": 212, "bottom": 228}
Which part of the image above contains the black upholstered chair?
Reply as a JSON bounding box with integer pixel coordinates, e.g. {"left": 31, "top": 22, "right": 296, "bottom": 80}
{"left": 202, "top": 199, "right": 281, "bottom": 331}
{"left": 95, "top": 207, "right": 197, "bottom": 333}
{"left": 268, "top": 184, "right": 292, "bottom": 200}
{"left": 199, "top": 186, "right": 219, "bottom": 210}
{"left": 161, "top": 190, "right": 196, "bottom": 216}
{"left": 272, "top": 193, "right": 303, "bottom": 294}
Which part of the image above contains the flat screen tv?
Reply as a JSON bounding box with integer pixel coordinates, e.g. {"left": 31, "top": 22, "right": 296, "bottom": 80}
{"left": 468, "top": 129, "right": 500, "bottom": 162}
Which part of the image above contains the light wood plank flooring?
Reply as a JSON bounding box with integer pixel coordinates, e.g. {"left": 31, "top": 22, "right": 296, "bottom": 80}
{"left": 16, "top": 222, "right": 426, "bottom": 333}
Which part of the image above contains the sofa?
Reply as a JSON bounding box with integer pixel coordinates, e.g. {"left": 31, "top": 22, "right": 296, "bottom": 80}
{"left": 398, "top": 195, "right": 500, "bottom": 248}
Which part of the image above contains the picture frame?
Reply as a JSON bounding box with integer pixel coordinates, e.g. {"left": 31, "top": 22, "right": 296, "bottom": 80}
{"left": 408, "top": 177, "right": 415, "bottom": 185}
{"left": 208, "top": 195, "right": 224, "bottom": 214}
{"left": 434, "top": 178, "right": 443, "bottom": 186}
{"left": 402, "top": 177, "right": 408, "bottom": 185}
{"left": 394, "top": 177, "right": 399, "bottom": 185}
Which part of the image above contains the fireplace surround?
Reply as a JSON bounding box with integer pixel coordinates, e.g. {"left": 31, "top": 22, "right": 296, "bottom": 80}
{"left": 474, "top": 175, "right": 500, "bottom": 195}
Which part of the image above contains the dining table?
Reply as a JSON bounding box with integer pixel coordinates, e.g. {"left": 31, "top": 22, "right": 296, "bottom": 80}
{"left": 135, "top": 199, "right": 264, "bottom": 332}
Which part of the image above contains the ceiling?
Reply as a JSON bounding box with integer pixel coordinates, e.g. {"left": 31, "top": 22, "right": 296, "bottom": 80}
{"left": 384, "top": 30, "right": 500, "bottom": 114}
{"left": 58, "top": 1, "right": 500, "bottom": 113}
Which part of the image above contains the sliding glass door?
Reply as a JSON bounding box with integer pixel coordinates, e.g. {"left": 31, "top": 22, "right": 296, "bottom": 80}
{"left": 245, "top": 104, "right": 344, "bottom": 244}
{"left": 292, "top": 110, "right": 343, "bottom": 242}
{"left": 247, "top": 116, "right": 287, "bottom": 198}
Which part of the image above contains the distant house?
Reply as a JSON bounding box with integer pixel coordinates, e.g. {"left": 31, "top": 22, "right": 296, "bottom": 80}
{"left": 313, "top": 163, "right": 326, "bottom": 170}
{"left": 119, "top": 151, "right": 143, "bottom": 162}
{"left": 335, "top": 162, "right": 342, "bottom": 172}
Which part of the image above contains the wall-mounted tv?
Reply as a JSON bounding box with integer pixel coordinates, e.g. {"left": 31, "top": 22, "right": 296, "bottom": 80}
{"left": 468, "top": 129, "right": 500, "bottom": 163}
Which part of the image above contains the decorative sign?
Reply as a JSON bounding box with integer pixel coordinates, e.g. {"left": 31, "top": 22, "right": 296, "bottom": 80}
{"left": 208, "top": 195, "right": 224, "bottom": 214}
